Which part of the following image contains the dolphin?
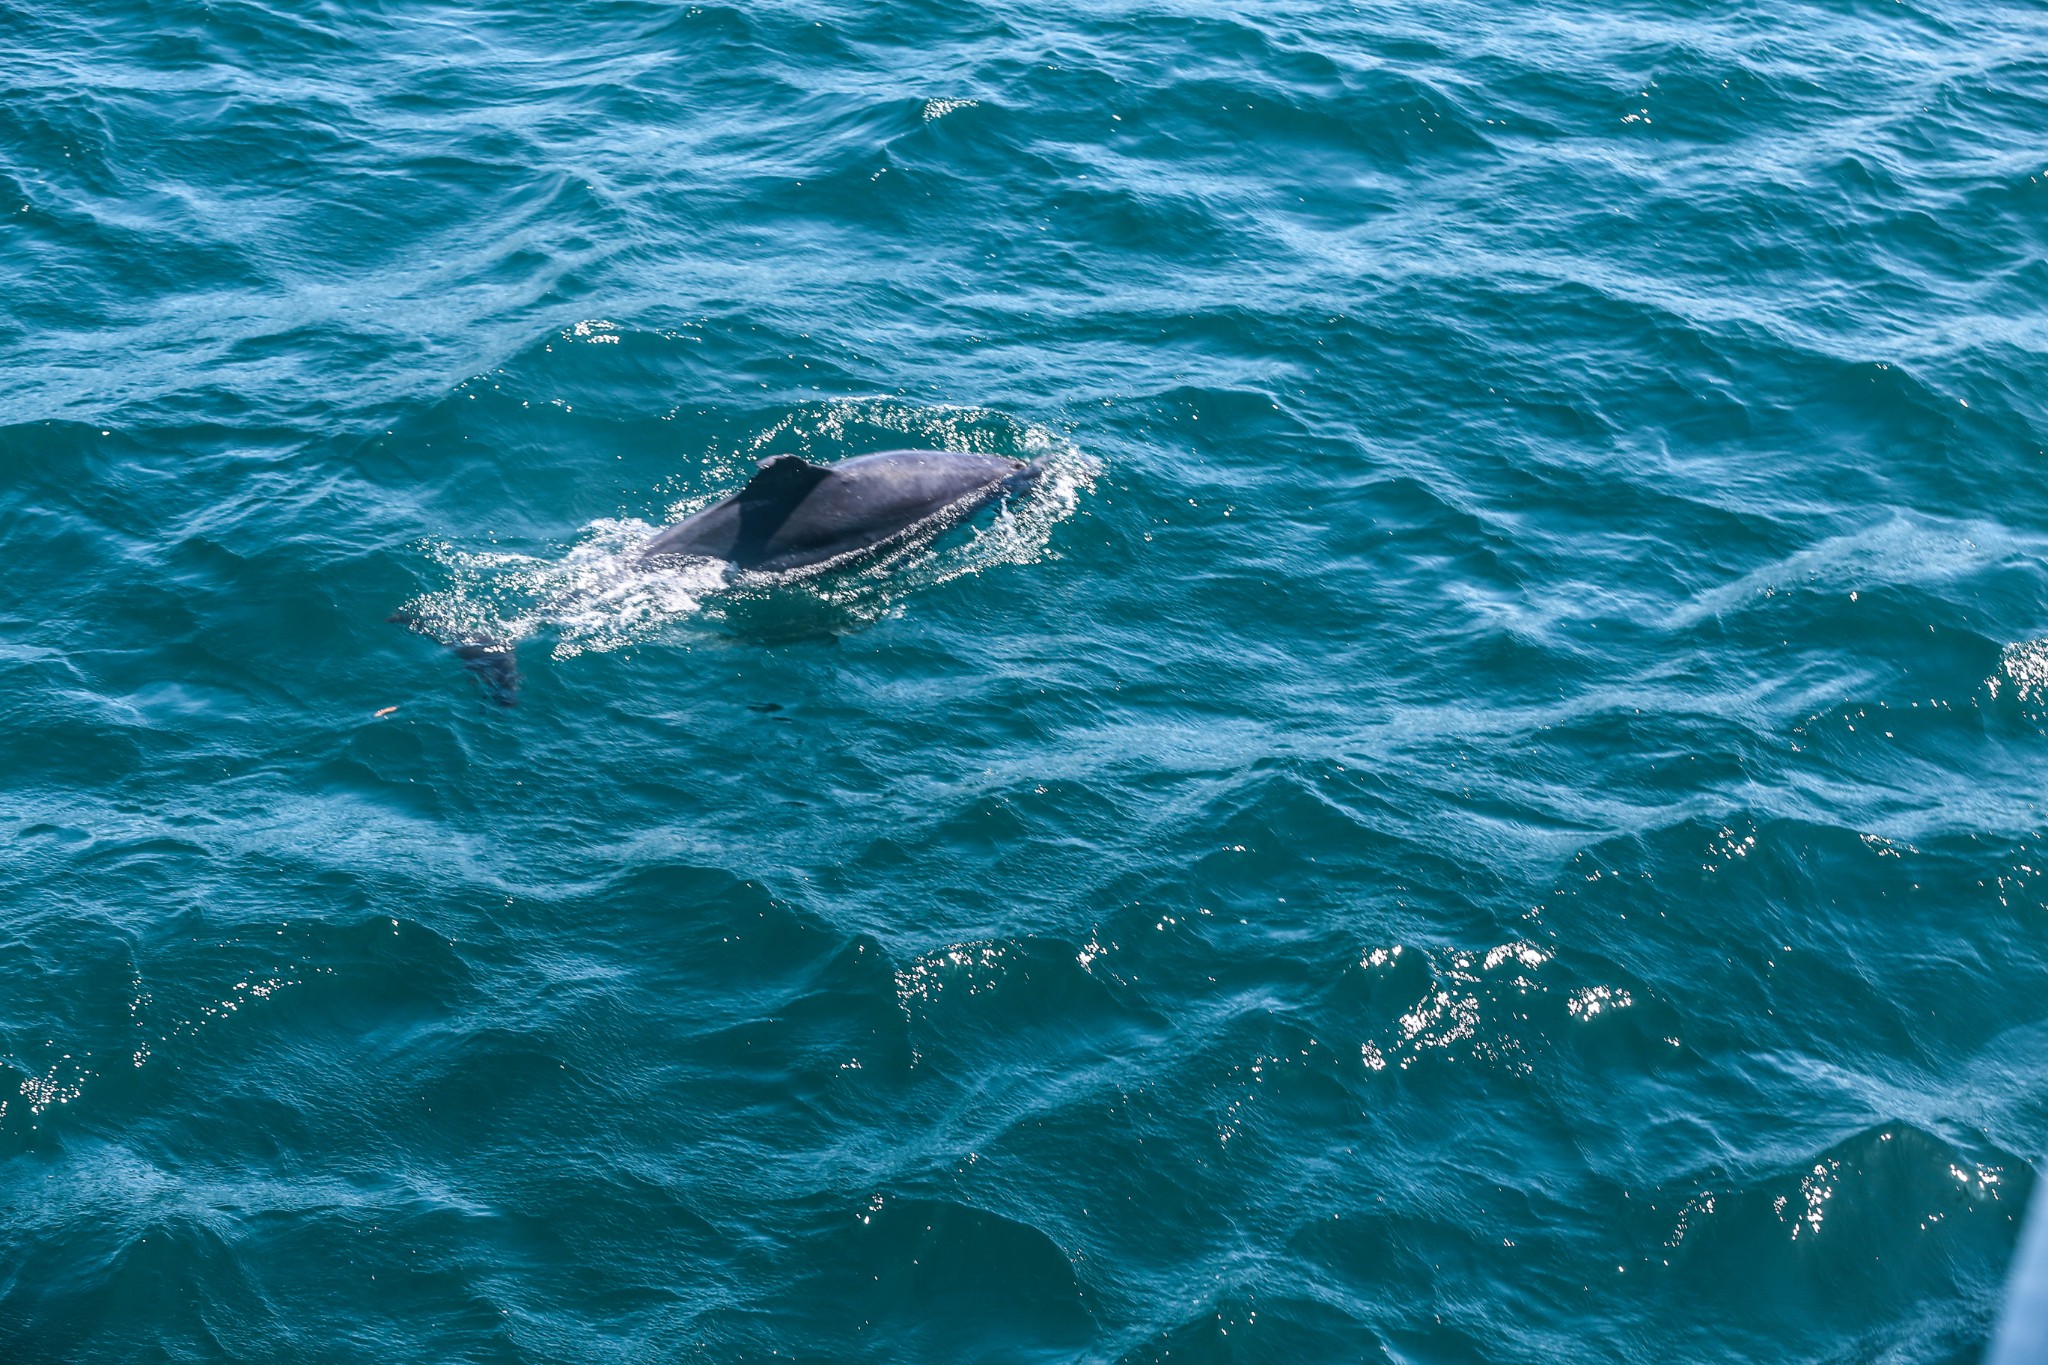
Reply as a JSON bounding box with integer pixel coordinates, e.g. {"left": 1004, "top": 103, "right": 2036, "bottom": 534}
{"left": 400, "top": 448, "right": 1045, "bottom": 703}
{"left": 639, "top": 448, "right": 1045, "bottom": 574}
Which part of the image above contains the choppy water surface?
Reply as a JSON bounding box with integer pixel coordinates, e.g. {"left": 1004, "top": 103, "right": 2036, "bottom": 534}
{"left": 4, "top": 0, "right": 2047, "bottom": 1360}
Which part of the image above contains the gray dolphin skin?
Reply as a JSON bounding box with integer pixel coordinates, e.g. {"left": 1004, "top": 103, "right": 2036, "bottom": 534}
{"left": 403, "top": 448, "right": 1045, "bottom": 704}
{"left": 639, "top": 448, "right": 1045, "bottom": 574}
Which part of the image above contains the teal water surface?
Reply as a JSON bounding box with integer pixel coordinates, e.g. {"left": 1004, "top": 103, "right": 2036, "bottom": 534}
{"left": 5, "top": 0, "right": 2048, "bottom": 1360}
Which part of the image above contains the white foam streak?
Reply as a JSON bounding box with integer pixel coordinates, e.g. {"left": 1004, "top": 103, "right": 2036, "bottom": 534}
{"left": 1994, "top": 639, "right": 2048, "bottom": 704}
{"left": 399, "top": 520, "right": 729, "bottom": 660}
{"left": 1673, "top": 512, "right": 2030, "bottom": 627}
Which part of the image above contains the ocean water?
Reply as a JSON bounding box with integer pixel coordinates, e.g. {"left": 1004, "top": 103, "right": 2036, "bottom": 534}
{"left": 4, "top": 0, "right": 2047, "bottom": 1359}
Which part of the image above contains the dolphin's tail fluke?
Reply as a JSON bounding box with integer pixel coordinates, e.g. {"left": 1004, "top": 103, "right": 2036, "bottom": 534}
{"left": 451, "top": 644, "right": 521, "bottom": 707}
{"left": 389, "top": 610, "right": 521, "bottom": 707}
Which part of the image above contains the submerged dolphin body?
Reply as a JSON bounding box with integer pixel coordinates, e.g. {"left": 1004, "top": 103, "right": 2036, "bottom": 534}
{"left": 639, "top": 449, "right": 1045, "bottom": 574}
{"left": 403, "top": 449, "right": 1045, "bottom": 704}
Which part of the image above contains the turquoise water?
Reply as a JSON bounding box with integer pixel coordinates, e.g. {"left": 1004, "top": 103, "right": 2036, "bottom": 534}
{"left": 4, "top": 0, "right": 2047, "bottom": 1359}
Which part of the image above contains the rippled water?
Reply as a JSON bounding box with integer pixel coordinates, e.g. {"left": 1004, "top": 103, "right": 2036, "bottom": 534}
{"left": 5, "top": 1, "right": 2047, "bottom": 1360}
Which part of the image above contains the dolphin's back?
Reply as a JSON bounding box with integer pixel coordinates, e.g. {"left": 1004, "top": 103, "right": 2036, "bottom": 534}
{"left": 641, "top": 449, "right": 1034, "bottom": 573}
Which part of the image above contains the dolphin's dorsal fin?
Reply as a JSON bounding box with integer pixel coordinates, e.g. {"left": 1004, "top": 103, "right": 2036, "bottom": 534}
{"left": 740, "top": 454, "right": 831, "bottom": 504}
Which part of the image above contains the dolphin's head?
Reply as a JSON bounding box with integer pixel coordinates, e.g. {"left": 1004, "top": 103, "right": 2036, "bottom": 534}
{"left": 1001, "top": 456, "right": 1050, "bottom": 494}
